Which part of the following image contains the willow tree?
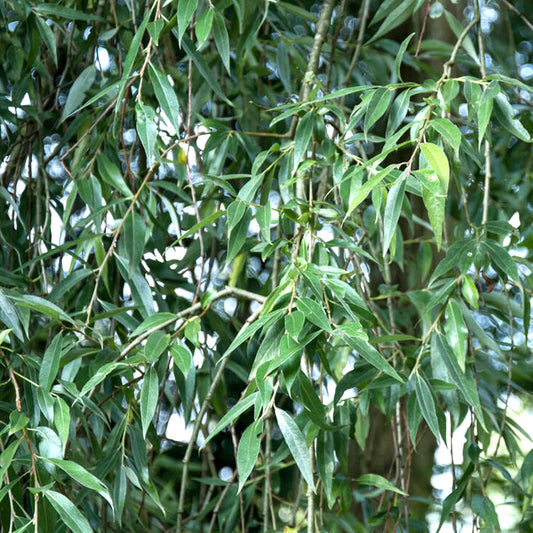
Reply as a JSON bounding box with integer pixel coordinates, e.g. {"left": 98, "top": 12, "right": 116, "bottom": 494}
{"left": 1, "top": 0, "right": 532, "bottom": 532}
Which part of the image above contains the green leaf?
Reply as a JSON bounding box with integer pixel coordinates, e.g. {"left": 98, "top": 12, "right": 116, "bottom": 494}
{"left": 34, "top": 14, "right": 57, "bottom": 66}
{"left": 54, "top": 397, "right": 70, "bottom": 453}
{"left": 97, "top": 154, "right": 133, "bottom": 197}
{"left": 444, "top": 299, "right": 467, "bottom": 371}
{"left": 367, "top": 0, "right": 422, "bottom": 45}
{"left": 386, "top": 90, "right": 411, "bottom": 136}
{"left": 256, "top": 204, "right": 272, "bottom": 243}
{"left": 420, "top": 142, "right": 449, "bottom": 192}
{"left": 358, "top": 473, "right": 407, "bottom": 496}
{"left": 0, "top": 288, "right": 25, "bottom": 341}
{"left": 48, "top": 269, "right": 93, "bottom": 303}
{"left": 44, "top": 458, "right": 113, "bottom": 508}
{"left": 213, "top": 11, "right": 231, "bottom": 74}
{"left": 395, "top": 33, "right": 414, "bottom": 81}
{"left": 481, "top": 240, "right": 519, "bottom": 281}
{"left": 419, "top": 170, "right": 446, "bottom": 251}
{"left": 178, "top": 35, "right": 234, "bottom": 107}
{"left": 33, "top": 4, "right": 103, "bottom": 21}
{"left": 61, "top": 66, "right": 96, "bottom": 122}
{"left": 412, "top": 372, "right": 440, "bottom": 440}
{"left": 274, "top": 407, "right": 315, "bottom": 492}
{"left": 177, "top": 0, "right": 199, "bottom": 44}
{"left": 444, "top": 10, "right": 478, "bottom": 64}
{"left": 141, "top": 367, "right": 159, "bottom": 438}
{"left": 365, "top": 89, "right": 392, "bottom": 135}
{"left": 135, "top": 102, "right": 158, "bottom": 163}
{"left": 45, "top": 491, "right": 93, "bottom": 533}
{"left": 195, "top": 8, "right": 213, "bottom": 47}
{"left": 472, "top": 495, "right": 500, "bottom": 530}
{"left": 429, "top": 118, "right": 462, "bottom": 156}
{"left": 123, "top": 210, "right": 147, "bottom": 278}
{"left": 0, "top": 439, "right": 22, "bottom": 482}
{"left": 296, "top": 297, "right": 331, "bottom": 332}
{"left": 433, "top": 333, "right": 485, "bottom": 428}
{"left": 80, "top": 361, "right": 123, "bottom": 396}
{"left": 145, "top": 331, "right": 170, "bottom": 362}
{"left": 293, "top": 112, "right": 314, "bottom": 173}
{"left": 131, "top": 312, "right": 177, "bottom": 337}
{"left": 383, "top": 173, "right": 407, "bottom": 256}
{"left": 237, "top": 421, "right": 262, "bottom": 492}
{"left": 340, "top": 333, "right": 404, "bottom": 382}
{"left": 346, "top": 165, "right": 395, "bottom": 219}
{"left": 170, "top": 343, "right": 192, "bottom": 376}
{"left": 14, "top": 294, "right": 75, "bottom": 324}
{"left": 148, "top": 64, "right": 180, "bottom": 134}
{"left": 477, "top": 96, "right": 493, "bottom": 148}
{"left": 285, "top": 310, "right": 305, "bottom": 339}
{"left": 39, "top": 333, "right": 63, "bottom": 392}
{"left": 202, "top": 392, "right": 259, "bottom": 447}
{"left": 227, "top": 208, "right": 252, "bottom": 263}
{"left": 113, "top": 7, "right": 152, "bottom": 136}
{"left": 317, "top": 430, "right": 335, "bottom": 507}
{"left": 493, "top": 93, "right": 531, "bottom": 142}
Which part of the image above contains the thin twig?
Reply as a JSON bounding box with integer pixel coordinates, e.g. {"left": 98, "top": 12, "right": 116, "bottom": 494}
{"left": 496, "top": 0, "right": 533, "bottom": 31}
{"left": 474, "top": 0, "right": 492, "bottom": 228}
{"left": 176, "top": 305, "right": 264, "bottom": 532}
{"left": 343, "top": 0, "right": 370, "bottom": 88}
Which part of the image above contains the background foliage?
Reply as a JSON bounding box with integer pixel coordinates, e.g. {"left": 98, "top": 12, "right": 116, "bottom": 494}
{"left": 1, "top": 0, "right": 533, "bottom": 531}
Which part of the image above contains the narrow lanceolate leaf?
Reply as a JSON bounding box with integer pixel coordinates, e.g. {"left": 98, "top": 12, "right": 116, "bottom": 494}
{"left": 202, "top": 392, "right": 259, "bottom": 447}
{"left": 346, "top": 165, "right": 395, "bottom": 218}
{"left": 365, "top": 88, "right": 392, "bottom": 135}
{"left": 477, "top": 96, "right": 493, "bottom": 148}
{"left": 274, "top": 407, "right": 315, "bottom": 493}
{"left": 148, "top": 64, "right": 180, "bottom": 133}
{"left": 213, "top": 11, "right": 230, "bottom": 74}
{"left": 135, "top": 102, "right": 158, "bottom": 163}
{"left": 419, "top": 169, "right": 446, "bottom": 251}
{"left": 444, "top": 299, "right": 467, "bottom": 371}
{"left": 39, "top": 334, "right": 63, "bottom": 392}
{"left": 395, "top": 32, "right": 415, "bottom": 81}
{"left": 493, "top": 93, "right": 531, "bottom": 142}
{"left": 317, "top": 430, "right": 335, "bottom": 507}
{"left": 420, "top": 142, "right": 449, "bottom": 192}
{"left": 195, "top": 8, "right": 214, "bottom": 47}
{"left": 359, "top": 473, "right": 407, "bottom": 496}
{"left": 341, "top": 333, "right": 403, "bottom": 382}
{"left": 383, "top": 174, "right": 407, "bottom": 256}
{"left": 237, "top": 421, "right": 262, "bottom": 492}
{"left": 433, "top": 333, "right": 485, "bottom": 428}
{"left": 141, "top": 367, "right": 159, "bottom": 438}
{"left": 45, "top": 491, "right": 93, "bottom": 533}
{"left": 293, "top": 112, "right": 314, "bottom": 173}
{"left": 61, "top": 65, "right": 96, "bottom": 122}
{"left": 123, "top": 210, "right": 147, "bottom": 278}
{"left": 113, "top": 7, "right": 152, "bottom": 136}
{"left": 412, "top": 372, "right": 440, "bottom": 440}
{"left": 54, "top": 397, "right": 71, "bottom": 453}
{"left": 16, "top": 294, "right": 75, "bottom": 324}
{"left": 296, "top": 297, "right": 331, "bottom": 332}
{"left": 481, "top": 240, "right": 520, "bottom": 281}
{"left": 44, "top": 458, "right": 113, "bottom": 509}
{"left": 0, "top": 288, "right": 25, "bottom": 341}
{"left": 178, "top": 35, "right": 233, "bottom": 107}
{"left": 429, "top": 118, "right": 462, "bottom": 156}
{"left": 177, "top": 0, "right": 199, "bottom": 44}
{"left": 144, "top": 331, "right": 170, "bottom": 363}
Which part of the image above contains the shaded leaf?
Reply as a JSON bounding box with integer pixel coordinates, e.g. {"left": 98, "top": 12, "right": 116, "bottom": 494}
{"left": 274, "top": 407, "right": 315, "bottom": 492}
{"left": 237, "top": 421, "right": 262, "bottom": 492}
{"left": 141, "top": 367, "right": 159, "bottom": 438}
